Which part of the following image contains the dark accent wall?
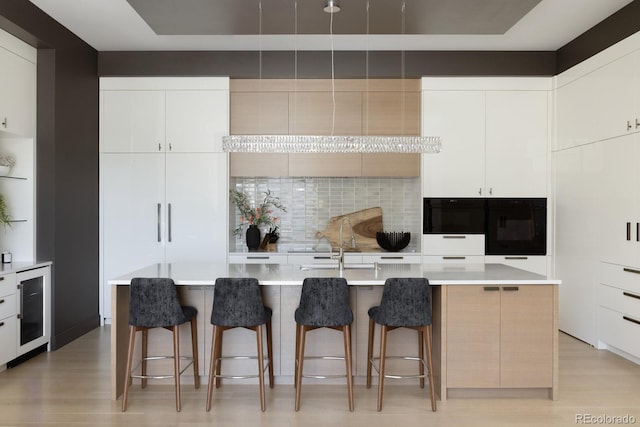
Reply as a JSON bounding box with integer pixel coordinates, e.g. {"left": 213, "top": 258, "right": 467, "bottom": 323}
{"left": 0, "top": 0, "right": 99, "bottom": 349}
{"left": 557, "top": 0, "right": 640, "bottom": 73}
{"left": 98, "top": 50, "right": 557, "bottom": 78}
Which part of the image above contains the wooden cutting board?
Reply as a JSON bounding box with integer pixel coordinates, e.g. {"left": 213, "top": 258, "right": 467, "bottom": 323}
{"left": 315, "top": 207, "right": 383, "bottom": 250}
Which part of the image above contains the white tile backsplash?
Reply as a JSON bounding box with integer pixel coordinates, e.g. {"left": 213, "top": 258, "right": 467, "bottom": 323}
{"left": 230, "top": 177, "right": 421, "bottom": 251}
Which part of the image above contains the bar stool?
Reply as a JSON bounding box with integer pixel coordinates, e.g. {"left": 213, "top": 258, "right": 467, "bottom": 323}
{"left": 294, "top": 277, "right": 354, "bottom": 412}
{"left": 366, "top": 277, "right": 436, "bottom": 412}
{"left": 122, "top": 277, "right": 199, "bottom": 412}
{"left": 206, "top": 277, "right": 274, "bottom": 412}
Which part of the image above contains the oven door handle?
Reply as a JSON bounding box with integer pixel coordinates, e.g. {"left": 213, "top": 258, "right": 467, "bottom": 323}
{"left": 17, "top": 282, "right": 23, "bottom": 319}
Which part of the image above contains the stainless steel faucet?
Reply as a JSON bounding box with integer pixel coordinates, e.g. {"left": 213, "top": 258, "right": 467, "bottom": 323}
{"left": 334, "top": 217, "right": 357, "bottom": 272}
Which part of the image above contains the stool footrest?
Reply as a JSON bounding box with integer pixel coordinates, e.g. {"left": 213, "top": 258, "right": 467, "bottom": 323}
{"left": 212, "top": 356, "right": 271, "bottom": 380}
{"left": 131, "top": 356, "right": 195, "bottom": 380}
{"left": 369, "top": 356, "right": 428, "bottom": 380}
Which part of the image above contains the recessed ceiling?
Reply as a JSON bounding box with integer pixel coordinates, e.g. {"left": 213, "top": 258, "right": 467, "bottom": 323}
{"left": 125, "top": 0, "right": 541, "bottom": 36}
{"left": 27, "top": 0, "right": 635, "bottom": 51}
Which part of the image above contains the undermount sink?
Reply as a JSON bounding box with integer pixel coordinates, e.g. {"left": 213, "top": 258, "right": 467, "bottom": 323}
{"left": 299, "top": 263, "right": 378, "bottom": 271}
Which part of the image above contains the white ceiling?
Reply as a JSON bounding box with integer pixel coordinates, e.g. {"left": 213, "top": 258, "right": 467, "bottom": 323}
{"left": 27, "top": 0, "right": 635, "bottom": 52}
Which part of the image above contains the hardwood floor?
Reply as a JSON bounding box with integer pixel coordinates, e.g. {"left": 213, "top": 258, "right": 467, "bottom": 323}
{"left": 1, "top": 327, "right": 640, "bottom": 426}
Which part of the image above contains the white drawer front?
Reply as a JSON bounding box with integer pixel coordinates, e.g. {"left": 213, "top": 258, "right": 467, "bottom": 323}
{"left": 287, "top": 254, "right": 336, "bottom": 264}
{"left": 485, "top": 255, "right": 547, "bottom": 275}
{"left": 599, "top": 284, "right": 640, "bottom": 318}
{"left": 599, "top": 306, "right": 640, "bottom": 358}
{"left": 422, "top": 234, "right": 484, "bottom": 256}
{"left": 0, "top": 315, "right": 17, "bottom": 365}
{"left": 362, "top": 254, "right": 421, "bottom": 264}
{"left": 600, "top": 262, "right": 640, "bottom": 294}
{"left": 0, "top": 293, "right": 16, "bottom": 320}
{"left": 422, "top": 255, "right": 485, "bottom": 264}
{"left": 0, "top": 273, "right": 17, "bottom": 298}
{"left": 229, "top": 254, "right": 288, "bottom": 264}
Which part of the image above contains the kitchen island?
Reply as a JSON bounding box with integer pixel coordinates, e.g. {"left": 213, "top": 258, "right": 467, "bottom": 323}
{"left": 109, "top": 263, "right": 560, "bottom": 401}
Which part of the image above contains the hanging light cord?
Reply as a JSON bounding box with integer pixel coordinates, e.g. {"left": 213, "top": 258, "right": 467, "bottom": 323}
{"left": 330, "top": 8, "right": 336, "bottom": 136}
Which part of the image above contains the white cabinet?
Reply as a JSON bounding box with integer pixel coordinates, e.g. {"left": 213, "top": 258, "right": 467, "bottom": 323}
{"left": 0, "top": 272, "right": 17, "bottom": 367}
{"left": 422, "top": 78, "right": 550, "bottom": 198}
{"left": 362, "top": 254, "right": 421, "bottom": 264}
{"left": 598, "top": 262, "right": 640, "bottom": 360}
{"left": 599, "top": 134, "right": 640, "bottom": 267}
{"left": 100, "top": 78, "right": 229, "bottom": 153}
{"left": 422, "top": 234, "right": 485, "bottom": 264}
{"left": 556, "top": 51, "right": 639, "bottom": 150}
{"left": 0, "top": 29, "right": 36, "bottom": 138}
{"left": 229, "top": 253, "right": 288, "bottom": 264}
{"left": 101, "top": 153, "right": 228, "bottom": 320}
{"left": 99, "top": 77, "right": 230, "bottom": 322}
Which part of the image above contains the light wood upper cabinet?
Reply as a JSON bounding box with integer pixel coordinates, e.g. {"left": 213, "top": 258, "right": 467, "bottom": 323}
{"left": 363, "top": 91, "right": 420, "bottom": 136}
{"left": 289, "top": 153, "right": 361, "bottom": 177}
{"left": 361, "top": 153, "right": 420, "bottom": 177}
{"left": 229, "top": 79, "right": 421, "bottom": 177}
{"left": 289, "top": 92, "right": 362, "bottom": 135}
{"left": 230, "top": 92, "right": 289, "bottom": 135}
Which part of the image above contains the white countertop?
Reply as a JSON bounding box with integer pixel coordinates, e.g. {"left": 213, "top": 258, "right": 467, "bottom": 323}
{"left": 0, "top": 261, "right": 52, "bottom": 275}
{"left": 109, "top": 262, "right": 560, "bottom": 286}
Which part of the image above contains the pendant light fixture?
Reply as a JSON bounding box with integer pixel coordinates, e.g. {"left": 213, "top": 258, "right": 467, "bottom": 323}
{"left": 223, "top": 0, "right": 441, "bottom": 154}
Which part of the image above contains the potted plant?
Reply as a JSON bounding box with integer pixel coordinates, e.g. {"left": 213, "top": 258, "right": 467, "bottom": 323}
{"left": 230, "top": 189, "right": 286, "bottom": 251}
{"left": 0, "top": 155, "right": 14, "bottom": 176}
{"left": 0, "top": 193, "right": 11, "bottom": 227}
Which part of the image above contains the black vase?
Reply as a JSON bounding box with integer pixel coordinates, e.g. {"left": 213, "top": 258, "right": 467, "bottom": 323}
{"left": 246, "top": 225, "right": 261, "bottom": 251}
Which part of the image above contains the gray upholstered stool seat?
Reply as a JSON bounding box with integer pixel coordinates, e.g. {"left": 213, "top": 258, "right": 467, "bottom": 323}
{"left": 294, "top": 277, "right": 354, "bottom": 412}
{"left": 122, "top": 277, "right": 200, "bottom": 412}
{"left": 366, "top": 277, "right": 436, "bottom": 412}
{"left": 206, "top": 277, "right": 274, "bottom": 412}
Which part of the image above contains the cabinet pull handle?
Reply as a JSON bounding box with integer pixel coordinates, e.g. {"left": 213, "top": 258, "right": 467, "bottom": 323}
{"left": 157, "top": 203, "right": 162, "bottom": 242}
{"left": 247, "top": 256, "right": 269, "bottom": 260}
{"left": 381, "top": 256, "right": 403, "bottom": 260}
{"left": 637, "top": 223, "right": 639, "bottom": 242}
{"left": 168, "top": 203, "right": 172, "bottom": 243}
{"left": 169, "top": 143, "right": 172, "bottom": 151}
{"left": 489, "top": 187, "right": 493, "bottom": 196}
{"left": 313, "top": 256, "right": 331, "bottom": 260}
{"left": 623, "top": 267, "right": 640, "bottom": 275}
{"left": 443, "top": 256, "right": 466, "bottom": 260}
{"left": 1, "top": 118, "right": 6, "bottom": 128}
{"left": 636, "top": 119, "right": 640, "bottom": 129}
{"left": 627, "top": 120, "right": 633, "bottom": 131}
{"left": 483, "top": 286, "right": 500, "bottom": 291}
{"left": 0, "top": 276, "right": 4, "bottom": 281}
{"left": 478, "top": 188, "right": 482, "bottom": 196}
{"left": 627, "top": 222, "right": 631, "bottom": 241}
{"left": 158, "top": 143, "right": 162, "bottom": 151}
{"left": 623, "top": 315, "right": 640, "bottom": 326}
{"left": 0, "top": 299, "right": 4, "bottom": 304}
{"left": 0, "top": 321, "right": 4, "bottom": 327}
{"left": 503, "top": 286, "right": 519, "bottom": 291}
{"left": 443, "top": 235, "right": 466, "bottom": 239}
{"left": 505, "top": 256, "right": 528, "bottom": 260}
{"left": 623, "top": 291, "right": 640, "bottom": 300}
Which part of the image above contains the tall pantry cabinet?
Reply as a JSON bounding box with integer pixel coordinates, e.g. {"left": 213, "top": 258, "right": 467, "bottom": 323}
{"left": 99, "top": 78, "right": 229, "bottom": 322}
{"left": 554, "top": 32, "right": 640, "bottom": 355}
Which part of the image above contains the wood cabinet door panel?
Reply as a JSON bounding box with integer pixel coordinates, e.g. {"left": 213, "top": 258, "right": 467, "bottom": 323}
{"left": 446, "top": 286, "right": 500, "bottom": 388}
{"left": 230, "top": 92, "right": 289, "bottom": 135}
{"left": 363, "top": 91, "right": 420, "bottom": 136}
{"left": 288, "top": 153, "right": 361, "bottom": 177}
{"left": 361, "top": 153, "right": 420, "bottom": 177}
{"left": 289, "top": 92, "right": 362, "bottom": 135}
{"left": 500, "top": 285, "right": 554, "bottom": 387}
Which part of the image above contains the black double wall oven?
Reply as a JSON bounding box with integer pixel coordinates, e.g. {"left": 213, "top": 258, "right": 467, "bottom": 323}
{"left": 423, "top": 198, "right": 547, "bottom": 255}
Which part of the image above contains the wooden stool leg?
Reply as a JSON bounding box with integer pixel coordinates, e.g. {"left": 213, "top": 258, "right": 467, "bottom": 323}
{"left": 294, "top": 324, "right": 306, "bottom": 411}
{"left": 215, "top": 327, "right": 223, "bottom": 388}
{"left": 141, "top": 329, "right": 148, "bottom": 388}
{"left": 121, "top": 326, "right": 137, "bottom": 412}
{"left": 256, "top": 325, "right": 266, "bottom": 411}
{"left": 266, "top": 319, "right": 275, "bottom": 388}
{"left": 343, "top": 324, "right": 355, "bottom": 412}
{"left": 366, "top": 318, "right": 375, "bottom": 389}
{"left": 172, "top": 326, "right": 181, "bottom": 412}
{"left": 419, "top": 329, "right": 425, "bottom": 389}
{"left": 425, "top": 325, "right": 437, "bottom": 412}
{"left": 190, "top": 317, "right": 200, "bottom": 389}
{"left": 294, "top": 322, "right": 300, "bottom": 388}
{"left": 206, "top": 326, "right": 218, "bottom": 412}
{"left": 377, "top": 325, "right": 388, "bottom": 412}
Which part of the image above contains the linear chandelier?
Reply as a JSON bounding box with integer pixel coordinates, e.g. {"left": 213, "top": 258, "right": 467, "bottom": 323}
{"left": 222, "top": 135, "right": 442, "bottom": 153}
{"left": 223, "top": 0, "right": 442, "bottom": 155}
